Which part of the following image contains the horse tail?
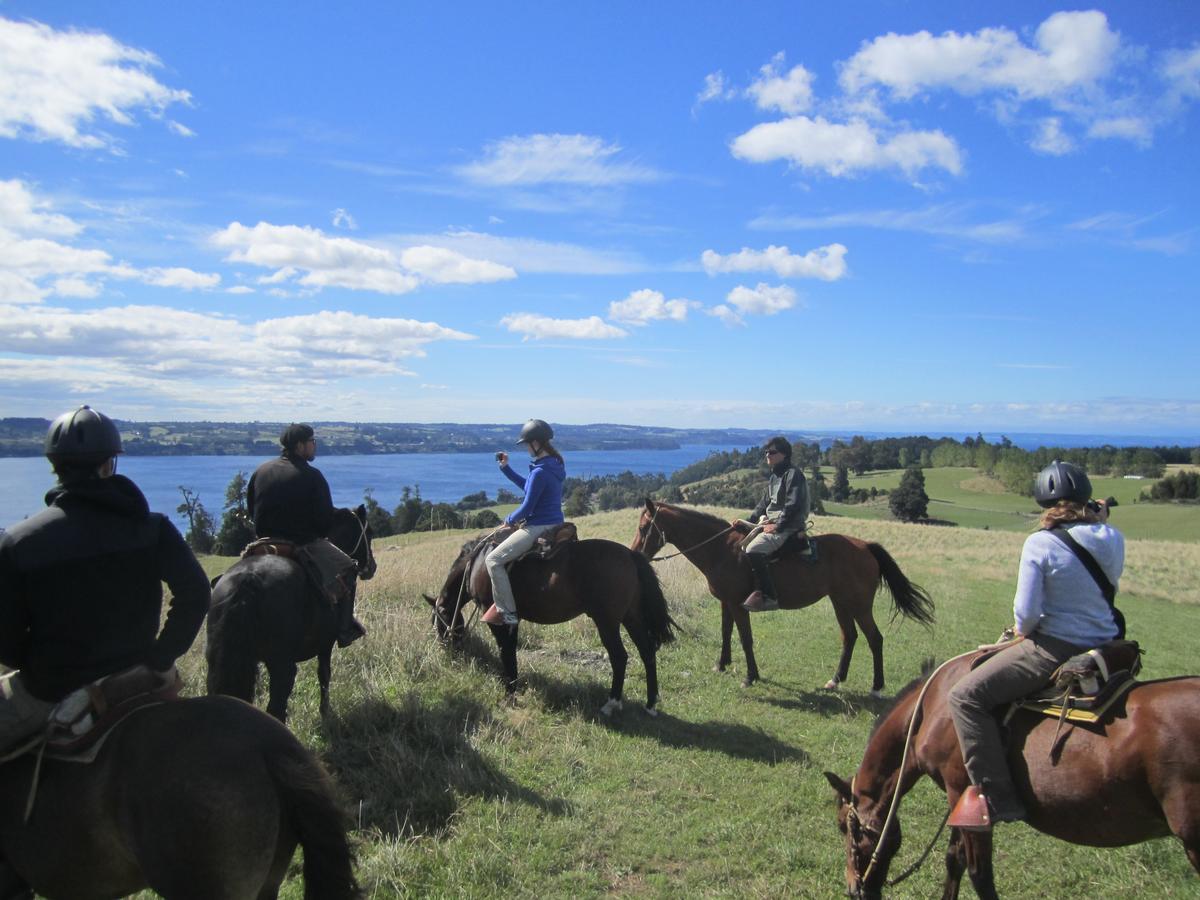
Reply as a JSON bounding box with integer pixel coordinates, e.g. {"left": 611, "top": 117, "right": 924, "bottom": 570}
{"left": 631, "top": 550, "right": 678, "bottom": 650}
{"left": 205, "top": 570, "right": 260, "bottom": 701}
{"left": 867, "top": 542, "right": 935, "bottom": 627}
{"left": 265, "top": 735, "right": 358, "bottom": 900}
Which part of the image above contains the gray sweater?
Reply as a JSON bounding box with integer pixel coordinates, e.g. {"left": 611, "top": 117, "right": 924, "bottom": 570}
{"left": 1013, "top": 523, "right": 1124, "bottom": 646}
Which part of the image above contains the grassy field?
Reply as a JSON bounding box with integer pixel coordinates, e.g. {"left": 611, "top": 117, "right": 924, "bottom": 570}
{"left": 822, "top": 465, "right": 1200, "bottom": 542}
{"left": 155, "top": 506, "right": 1200, "bottom": 899}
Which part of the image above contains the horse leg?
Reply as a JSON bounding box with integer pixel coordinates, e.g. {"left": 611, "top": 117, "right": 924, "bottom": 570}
{"left": 488, "top": 623, "right": 519, "bottom": 694}
{"left": 732, "top": 606, "right": 759, "bottom": 687}
{"left": 855, "top": 610, "right": 886, "bottom": 697}
{"left": 623, "top": 616, "right": 659, "bottom": 714}
{"left": 595, "top": 619, "right": 628, "bottom": 716}
{"left": 715, "top": 600, "right": 734, "bottom": 673}
{"left": 265, "top": 658, "right": 298, "bottom": 724}
{"left": 1162, "top": 783, "right": 1200, "bottom": 873}
{"left": 941, "top": 828, "right": 966, "bottom": 900}
{"left": 961, "top": 831, "right": 1000, "bottom": 900}
{"left": 826, "top": 602, "right": 858, "bottom": 692}
{"left": 317, "top": 647, "right": 332, "bottom": 718}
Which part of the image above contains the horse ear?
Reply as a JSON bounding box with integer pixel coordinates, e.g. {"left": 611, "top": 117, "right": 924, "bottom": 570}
{"left": 824, "top": 771, "right": 853, "bottom": 801}
{"left": 421, "top": 593, "right": 436, "bottom": 606}
{"left": 355, "top": 503, "right": 367, "bottom": 518}
{"left": 643, "top": 497, "right": 656, "bottom": 512}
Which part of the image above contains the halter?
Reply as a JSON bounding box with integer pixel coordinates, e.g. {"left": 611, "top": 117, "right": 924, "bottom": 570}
{"left": 431, "top": 524, "right": 507, "bottom": 639}
{"left": 346, "top": 512, "right": 371, "bottom": 572}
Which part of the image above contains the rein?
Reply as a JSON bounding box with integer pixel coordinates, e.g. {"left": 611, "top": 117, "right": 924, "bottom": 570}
{"left": 640, "top": 507, "right": 735, "bottom": 562}
{"left": 854, "top": 648, "right": 978, "bottom": 892}
{"left": 432, "top": 524, "right": 507, "bottom": 639}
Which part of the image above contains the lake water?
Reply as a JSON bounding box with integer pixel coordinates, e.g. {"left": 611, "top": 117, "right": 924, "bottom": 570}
{"left": 0, "top": 445, "right": 733, "bottom": 529}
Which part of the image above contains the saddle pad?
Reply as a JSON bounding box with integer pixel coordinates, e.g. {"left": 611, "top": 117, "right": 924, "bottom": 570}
{"left": 1016, "top": 674, "right": 1136, "bottom": 724}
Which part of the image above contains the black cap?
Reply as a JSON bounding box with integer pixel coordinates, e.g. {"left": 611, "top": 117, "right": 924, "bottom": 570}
{"left": 45, "top": 405, "right": 122, "bottom": 463}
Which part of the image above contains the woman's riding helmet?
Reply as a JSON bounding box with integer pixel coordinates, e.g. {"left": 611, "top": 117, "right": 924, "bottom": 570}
{"left": 1034, "top": 459, "right": 1092, "bottom": 508}
{"left": 517, "top": 419, "right": 554, "bottom": 445}
{"left": 44, "top": 405, "right": 123, "bottom": 463}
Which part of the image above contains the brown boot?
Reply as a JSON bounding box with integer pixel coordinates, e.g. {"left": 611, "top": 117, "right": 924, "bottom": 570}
{"left": 742, "top": 591, "right": 779, "bottom": 612}
{"left": 948, "top": 785, "right": 992, "bottom": 831}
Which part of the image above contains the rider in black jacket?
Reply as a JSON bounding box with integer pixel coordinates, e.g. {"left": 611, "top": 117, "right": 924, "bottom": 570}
{"left": 739, "top": 436, "right": 810, "bottom": 612}
{"left": 0, "top": 406, "right": 210, "bottom": 740}
{"left": 246, "top": 424, "right": 364, "bottom": 646}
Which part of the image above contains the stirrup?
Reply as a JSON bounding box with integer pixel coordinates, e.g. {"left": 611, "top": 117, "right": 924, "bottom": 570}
{"left": 948, "top": 785, "right": 992, "bottom": 831}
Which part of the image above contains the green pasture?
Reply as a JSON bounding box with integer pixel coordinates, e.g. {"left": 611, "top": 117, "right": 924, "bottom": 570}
{"left": 167, "top": 508, "right": 1200, "bottom": 898}
{"left": 821, "top": 466, "right": 1200, "bottom": 542}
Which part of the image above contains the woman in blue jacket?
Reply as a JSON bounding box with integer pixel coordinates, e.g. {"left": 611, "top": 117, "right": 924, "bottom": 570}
{"left": 482, "top": 419, "right": 566, "bottom": 627}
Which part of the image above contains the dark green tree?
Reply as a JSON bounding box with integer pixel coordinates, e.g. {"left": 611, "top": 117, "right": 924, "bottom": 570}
{"left": 889, "top": 466, "right": 930, "bottom": 522}
{"left": 363, "top": 488, "right": 394, "bottom": 537}
{"left": 213, "top": 471, "right": 255, "bottom": 555}
{"left": 563, "top": 485, "right": 591, "bottom": 517}
{"left": 831, "top": 465, "right": 851, "bottom": 502}
{"left": 468, "top": 509, "right": 503, "bottom": 528}
{"left": 176, "top": 487, "right": 215, "bottom": 554}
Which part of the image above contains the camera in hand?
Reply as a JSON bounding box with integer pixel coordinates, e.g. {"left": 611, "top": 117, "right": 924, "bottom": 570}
{"left": 1086, "top": 496, "right": 1119, "bottom": 513}
{"left": 495, "top": 451, "right": 504, "bottom": 461}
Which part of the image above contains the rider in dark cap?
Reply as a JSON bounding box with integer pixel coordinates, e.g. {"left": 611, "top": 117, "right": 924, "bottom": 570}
{"left": 246, "top": 423, "right": 365, "bottom": 646}
{"left": 739, "top": 436, "right": 810, "bottom": 612}
{"left": 0, "top": 406, "right": 210, "bottom": 748}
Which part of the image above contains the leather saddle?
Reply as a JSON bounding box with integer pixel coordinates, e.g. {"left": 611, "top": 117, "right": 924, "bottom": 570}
{"left": 45, "top": 666, "right": 182, "bottom": 759}
{"left": 734, "top": 522, "right": 818, "bottom": 563}
{"left": 485, "top": 522, "right": 578, "bottom": 563}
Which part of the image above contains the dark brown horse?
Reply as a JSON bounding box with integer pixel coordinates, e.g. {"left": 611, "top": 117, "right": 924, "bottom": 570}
{"left": 631, "top": 500, "right": 933, "bottom": 693}
{"left": 424, "top": 534, "right": 676, "bottom": 714}
{"left": 207, "top": 506, "right": 376, "bottom": 722}
{"left": 824, "top": 656, "right": 1200, "bottom": 898}
{"left": 0, "top": 695, "right": 356, "bottom": 900}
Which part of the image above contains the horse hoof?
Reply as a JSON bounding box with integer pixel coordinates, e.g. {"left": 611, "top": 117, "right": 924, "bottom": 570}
{"left": 600, "top": 698, "right": 623, "bottom": 717}
{"left": 645, "top": 705, "right": 659, "bottom": 718}
{"left": 869, "top": 689, "right": 884, "bottom": 699}
{"left": 823, "top": 679, "right": 840, "bottom": 691}
{"left": 741, "top": 678, "right": 755, "bottom": 689}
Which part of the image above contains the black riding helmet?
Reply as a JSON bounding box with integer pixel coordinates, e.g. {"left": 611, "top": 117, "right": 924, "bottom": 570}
{"left": 516, "top": 418, "right": 554, "bottom": 446}
{"left": 1034, "top": 459, "right": 1092, "bottom": 508}
{"left": 44, "top": 405, "right": 123, "bottom": 464}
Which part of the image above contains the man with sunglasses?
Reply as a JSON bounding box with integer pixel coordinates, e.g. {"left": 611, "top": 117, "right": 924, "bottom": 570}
{"left": 738, "top": 436, "right": 809, "bottom": 612}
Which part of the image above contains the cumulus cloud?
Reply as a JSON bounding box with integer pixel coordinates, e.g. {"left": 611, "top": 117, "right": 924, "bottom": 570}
{"left": 838, "top": 11, "right": 1120, "bottom": 101}
{"left": 696, "top": 71, "right": 736, "bottom": 106}
{"left": 0, "top": 303, "right": 475, "bottom": 386}
{"left": 607, "top": 289, "right": 698, "bottom": 326}
{"left": 701, "top": 243, "right": 848, "bottom": 281}
{"left": 0, "top": 180, "right": 81, "bottom": 236}
{"left": 457, "top": 134, "right": 659, "bottom": 186}
{"left": 500, "top": 313, "right": 628, "bottom": 341}
{"left": 725, "top": 283, "right": 798, "bottom": 316}
{"left": 747, "top": 52, "right": 816, "bottom": 115}
{"left": 212, "top": 220, "right": 514, "bottom": 294}
{"left": 1086, "top": 116, "right": 1152, "bottom": 146}
{"left": 0, "top": 17, "right": 191, "bottom": 149}
{"left": 1030, "top": 117, "right": 1074, "bottom": 155}
{"left": 731, "top": 115, "right": 962, "bottom": 178}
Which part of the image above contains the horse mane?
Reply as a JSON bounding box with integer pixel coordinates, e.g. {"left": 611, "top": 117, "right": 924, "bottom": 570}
{"left": 658, "top": 502, "right": 731, "bottom": 531}
{"left": 869, "top": 657, "right": 937, "bottom": 740}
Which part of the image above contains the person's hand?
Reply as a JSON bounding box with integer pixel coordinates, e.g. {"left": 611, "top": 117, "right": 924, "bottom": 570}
{"left": 1096, "top": 500, "right": 1111, "bottom": 522}
{"left": 496, "top": 451, "right": 508, "bottom": 467}
{"left": 762, "top": 522, "right": 777, "bottom": 534}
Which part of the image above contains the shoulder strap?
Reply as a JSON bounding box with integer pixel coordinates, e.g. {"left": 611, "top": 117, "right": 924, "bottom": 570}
{"left": 1048, "top": 527, "right": 1116, "bottom": 605}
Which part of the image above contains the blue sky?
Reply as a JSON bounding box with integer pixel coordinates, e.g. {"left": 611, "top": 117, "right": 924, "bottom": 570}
{"left": 2, "top": 2, "right": 1198, "bottom": 436}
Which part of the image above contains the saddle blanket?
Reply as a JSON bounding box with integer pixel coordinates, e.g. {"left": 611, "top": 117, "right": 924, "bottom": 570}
{"left": 1016, "top": 672, "right": 1136, "bottom": 724}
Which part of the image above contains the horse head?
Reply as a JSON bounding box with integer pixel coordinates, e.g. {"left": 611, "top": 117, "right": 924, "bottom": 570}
{"left": 824, "top": 771, "right": 901, "bottom": 899}
{"left": 423, "top": 536, "right": 483, "bottom": 643}
{"left": 632, "top": 498, "right": 667, "bottom": 558}
{"left": 331, "top": 505, "right": 376, "bottom": 581}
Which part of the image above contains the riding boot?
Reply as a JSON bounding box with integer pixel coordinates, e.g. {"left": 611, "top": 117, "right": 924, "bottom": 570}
{"left": 336, "top": 580, "right": 366, "bottom": 648}
{"left": 743, "top": 555, "right": 779, "bottom": 612}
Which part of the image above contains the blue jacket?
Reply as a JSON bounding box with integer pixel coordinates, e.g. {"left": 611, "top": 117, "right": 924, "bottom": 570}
{"left": 502, "top": 455, "right": 566, "bottom": 526}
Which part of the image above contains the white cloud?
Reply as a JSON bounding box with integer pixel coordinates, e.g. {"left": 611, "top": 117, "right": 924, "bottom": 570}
{"left": 212, "top": 220, "right": 513, "bottom": 294}
{"left": 332, "top": 208, "right": 358, "bottom": 230}
{"left": 167, "top": 120, "right": 195, "bottom": 138}
{"left": 457, "top": 134, "right": 659, "bottom": 186}
{"left": 838, "top": 11, "right": 1120, "bottom": 101}
{"left": 607, "top": 289, "right": 698, "bottom": 326}
{"left": 725, "top": 283, "right": 798, "bottom": 316}
{"left": 226, "top": 285, "right": 254, "bottom": 294}
{"left": 398, "top": 245, "right": 516, "bottom": 284}
{"left": 1163, "top": 44, "right": 1200, "bottom": 103}
{"left": 1086, "top": 116, "right": 1152, "bottom": 146}
{"left": 747, "top": 52, "right": 815, "bottom": 115}
{"left": 389, "top": 230, "right": 650, "bottom": 275}
{"left": 701, "top": 243, "right": 848, "bottom": 281}
{"left": 0, "top": 180, "right": 81, "bottom": 236}
{"left": 500, "top": 313, "right": 628, "bottom": 341}
{"left": 749, "top": 204, "right": 1031, "bottom": 244}
{"left": 0, "top": 17, "right": 191, "bottom": 149}
{"left": 139, "top": 267, "right": 221, "bottom": 290}
{"left": 706, "top": 304, "right": 745, "bottom": 328}
{"left": 696, "top": 71, "right": 736, "bottom": 106}
{"left": 1030, "top": 117, "right": 1074, "bottom": 155}
{"left": 52, "top": 277, "right": 101, "bottom": 298}
{"left": 731, "top": 115, "right": 962, "bottom": 178}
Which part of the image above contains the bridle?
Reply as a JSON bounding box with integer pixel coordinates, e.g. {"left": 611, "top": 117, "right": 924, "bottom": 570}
{"left": 346, "top": 512, "right": 372, "bottom": 574}
{"left": 637, "top": 504, "right": 736, "bottom": 562}
{"left": 431, "top": 524, "right": 508, "bottom": 639}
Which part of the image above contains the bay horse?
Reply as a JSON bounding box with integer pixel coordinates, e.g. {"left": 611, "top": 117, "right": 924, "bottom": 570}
{"left": 824, "top": 655, "right": 1200, "bottom": 898}
{"left": 207, "top": 505, "right": 376, "bottom": 723}
{"left": 631, "top": 500, "right": 933, "bottom": 693}
{"left": 0, "top": 695, "right": 356, "bottom": 900}
{"left": 424, "top": 533, "right": 676, "bottom": 714}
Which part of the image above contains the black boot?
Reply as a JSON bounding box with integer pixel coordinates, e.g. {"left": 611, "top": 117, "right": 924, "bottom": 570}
{"left": 336, "top": 586, "right": 366, "bottom": 648}
{"left": 743, "top": 554, "right": 779, "bottom": 611}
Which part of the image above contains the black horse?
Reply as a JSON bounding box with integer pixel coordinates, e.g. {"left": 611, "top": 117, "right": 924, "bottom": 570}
{"left": 206, "top": 506, "right": 376, "bottom": 722}
{"left": 0, "top": 695, "right": 356, "bottom": 900}
{"left": 425, "top": 534, "right": 676, "bottom": 714}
